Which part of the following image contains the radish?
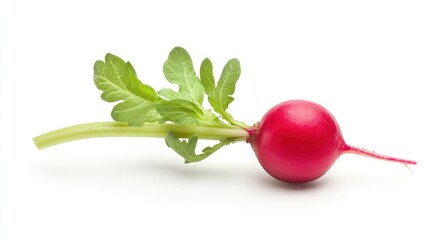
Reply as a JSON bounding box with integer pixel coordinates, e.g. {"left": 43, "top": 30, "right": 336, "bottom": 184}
{"left": 248, "top": 100, "right": 416, "bottom": 183}
{"left": 33, "top": 47, "right": 417, "bottom": 184}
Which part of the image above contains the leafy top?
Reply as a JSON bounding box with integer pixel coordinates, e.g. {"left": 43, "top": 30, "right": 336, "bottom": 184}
{"left": 94, "top": 54, "right": 162, "bottom": 126}
{"left": 94, "top": 47, "right": 248, "bottom": 162}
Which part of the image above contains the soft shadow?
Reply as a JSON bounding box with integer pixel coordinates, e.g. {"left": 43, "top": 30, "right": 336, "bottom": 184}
{"left": 32, "top": 156, "right": 244, "bottom": 182}
{"left": 140, "top": 160, "right": 238, "bottom": 179}
{"left": 258, "top": 175, "right": 333, "bottom": 191}
{"left": 33, "top": 156, "right": 337, "bottom": 190}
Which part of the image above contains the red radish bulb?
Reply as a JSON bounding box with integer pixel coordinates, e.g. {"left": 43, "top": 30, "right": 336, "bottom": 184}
{"left": 249, "top": 100, "right": 416, "bottom": 183}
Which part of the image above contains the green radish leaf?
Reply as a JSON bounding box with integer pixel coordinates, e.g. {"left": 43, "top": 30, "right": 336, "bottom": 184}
{"left": 163, "top": 47, "right": 205, "bottom": 106}
{"left": 209, "top": 58, "right": 241, "bottom": 113}
{"left": 201, "top": 58, "right": 248, "bottom": 128}
{"left": 94, "top": 53, "right": 162, "bottom": 126}
{"left": 111, "top": 98, "right": 161, "bottom": 126}
{"left": 158, "top": 88, "right": 181, "bottom": 100}
{"left": 156, "top": 99, "right": 204, "bottom": 125}
{"left": 165, "top": 132, "right": 235, "bottom": 163}
{"left": 200, "top": 58, "right": 216, "bottom": 96}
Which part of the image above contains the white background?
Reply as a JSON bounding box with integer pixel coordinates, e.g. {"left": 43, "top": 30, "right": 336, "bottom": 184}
{"left": 1, "top": 0, "right": 428, "bottom": 239}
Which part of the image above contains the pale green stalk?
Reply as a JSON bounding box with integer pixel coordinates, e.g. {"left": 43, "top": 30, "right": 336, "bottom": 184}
{"left": 33, "top": 122, "right": 249, "bottom": 150}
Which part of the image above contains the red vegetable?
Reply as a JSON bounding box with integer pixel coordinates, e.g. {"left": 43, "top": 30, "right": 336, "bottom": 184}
{"left": 249, "top": 100, "right": 416, "bottom": 183}
{"left": 33, "top": 48, "right": 417, "bottom": 184}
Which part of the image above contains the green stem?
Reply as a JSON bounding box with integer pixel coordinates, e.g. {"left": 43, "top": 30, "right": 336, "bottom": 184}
{"left": 33, "top": 122, "right": 249, "bottom": 150}
{"left": 221, "top": 111, "right": 251, "bottom": 129}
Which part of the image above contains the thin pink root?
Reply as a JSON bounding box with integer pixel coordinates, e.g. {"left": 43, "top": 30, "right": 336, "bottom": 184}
{"left": 343, "top": 145, "right": 417, "bottom": 165}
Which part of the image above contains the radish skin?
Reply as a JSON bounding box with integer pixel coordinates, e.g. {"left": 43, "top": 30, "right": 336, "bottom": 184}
{"left": 249, "top": 100, "right": 416, "bottom": 183}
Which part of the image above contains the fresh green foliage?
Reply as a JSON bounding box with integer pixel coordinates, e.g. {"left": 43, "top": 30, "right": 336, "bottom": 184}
{"left": 157, "top": 88, "right": 181, "bottom": 100}
{"left": 94, "top": 47, "right": 249, "bottom": 162}
{"left": 200, "top": 58, "right": 216, "bottom": 96}
{"left": 165, "top": 132, "right": 235, "bottom": 163}
{"left": 94, "top": 53, "right": 162, "bottom": 126}
{"left": 162, "top": 47, "right": 205, "bottom": 106}
{"left": 207, "top": 58, "right": 241, "bottom": 112}
{"left": 200, "top": 58, "right": 248, "bottom": 128}
{"left": 156, "top": 99, "right": 205, "bottom": 125}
